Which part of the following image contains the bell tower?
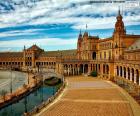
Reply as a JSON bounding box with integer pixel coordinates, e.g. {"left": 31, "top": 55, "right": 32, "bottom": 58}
{"left": 77, "top": 30, "right": 82, "bottom": 59}
{"left": 114, "top": 9, "right": 126, "bottom": 36}
{"left": 113, "top": 8, "right": 126, "bottom": 60}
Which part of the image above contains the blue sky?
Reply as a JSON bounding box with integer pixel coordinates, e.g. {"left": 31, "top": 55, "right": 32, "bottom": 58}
{"left": 0, "top": 0, "right": 140, "bottom": 51}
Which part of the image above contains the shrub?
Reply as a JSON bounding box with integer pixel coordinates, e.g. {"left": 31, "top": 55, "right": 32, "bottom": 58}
{"left": 90, "top": 71, "right": 97, "bottom": 77}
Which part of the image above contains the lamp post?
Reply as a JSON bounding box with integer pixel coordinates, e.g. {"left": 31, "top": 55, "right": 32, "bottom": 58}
{"left": 24, "top": 96, "right": 27, "bottom": 113}
{"left": 27, "top": 67, "right": 29, "bottom": 85}
{"left": 10, "top": 66, "right": 12, "bottom": 94}
{"left": 41, "top": 74, "right": 44, "bottom": 102}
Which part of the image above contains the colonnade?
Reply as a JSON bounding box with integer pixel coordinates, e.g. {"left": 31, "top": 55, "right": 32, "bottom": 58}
{"left": 63, "top": 63, "right": 101, "bottom": 76}
{"left": 115, "top": 66, "right": 140, "bottom": 85}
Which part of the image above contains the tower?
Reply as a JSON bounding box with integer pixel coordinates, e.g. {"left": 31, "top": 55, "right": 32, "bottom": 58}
{"left": 23, "top": 45, "right": 26, "bottom": 67}
{"left": 113, "top": 8, "right": 126, "bottom": 36}
{"left": 113, "top": 8, "right": 126, "bottom": 60}
{"left": 77, "top": 30, "right": 82, "bottom": 59}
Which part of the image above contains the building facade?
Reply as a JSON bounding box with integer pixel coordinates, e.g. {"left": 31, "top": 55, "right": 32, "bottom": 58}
{"left": 0, "top": 10, "right": 140, "bottom": 85}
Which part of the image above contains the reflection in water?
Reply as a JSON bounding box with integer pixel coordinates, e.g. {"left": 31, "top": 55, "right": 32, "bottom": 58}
{"left": 0, "top": 85, "right": 58, "bottom": 116}
{"left": 0, "top": 70, "right": 27, "bottom": 93}
{"left": 0, "top": 70, "right": 60, "bottom": 116}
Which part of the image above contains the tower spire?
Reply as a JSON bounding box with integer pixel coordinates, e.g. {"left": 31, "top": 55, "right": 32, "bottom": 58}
{"left": 86, "top": 24, "right": 88, "bottom": 31}
{"left": 118, "top": 6, "right": 120, "bottom": 15}
{"left": 24, "top": 45, "right": 26, "bottom": 50}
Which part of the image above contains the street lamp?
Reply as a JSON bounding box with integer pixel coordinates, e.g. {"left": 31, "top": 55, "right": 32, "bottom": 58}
{"left": 24, "top": 96, "right": 27, "bottom": 113}
{"left": 10, "top": 66, "right": 12, "bottom": 94}
{"left": 41, "top": 75, "right": 44, "bottom": 102}
{"left": 27, "top": 67, "right": 29, "bottom": 85}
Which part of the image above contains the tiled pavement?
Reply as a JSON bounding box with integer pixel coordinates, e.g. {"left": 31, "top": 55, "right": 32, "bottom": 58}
{"left": 37, "top": 76, "right": 140, "bottom": 116}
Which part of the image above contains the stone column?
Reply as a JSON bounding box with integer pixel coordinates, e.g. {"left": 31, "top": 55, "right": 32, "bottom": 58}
{"left": 126, "top": 70, "right": 128, "bottom": 80}
{"left": 73, "top": 66, "right": 75, "bottom": 75}
{"left": 114, "top": 67, "right": 117, "bottom": 76}
{"left": 134, "top": 73, "right": 137, "bottom": 84}
{"left": 130, "top": 72, "right": 132, "bottom": 81}
{"left": 122, "top": 69, "right": 124, "bottom": 78}
{"left": 83, "top": 65, "right": 85, "bottom": 74}
{"left": 78, "top": 67, "right": 80, "bottom": 75}
{"left": 88, "top": 65, "right": 91, "bottom": 74}
{"left": 118, "top": 69, "right": 120, "bottom": 77}
{"left": 68, "top": 66, "right": 70, "bottom": 76}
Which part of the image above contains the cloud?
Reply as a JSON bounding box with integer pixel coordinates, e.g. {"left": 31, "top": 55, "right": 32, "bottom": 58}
{"left": 0, "top": 0, "right": 140, "bottom": 51}
{"left": 0, "top": 0, "right": 139, "bottom": 30}
{"left": 0, "top": 28, "right": 43, "bottom": 37}
{"left": 0, "top": 37, "right": 77, "bottom": 48}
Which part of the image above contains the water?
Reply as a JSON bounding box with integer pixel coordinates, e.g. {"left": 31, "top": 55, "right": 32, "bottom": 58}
{"left": 0, "top": 85, "right": 58, "bottom": 116}
{"left": 0, "top": 70, "right": 61, "bottom": 116}
{"left": 0, "top": 70, "right": 27, "bottom": 93}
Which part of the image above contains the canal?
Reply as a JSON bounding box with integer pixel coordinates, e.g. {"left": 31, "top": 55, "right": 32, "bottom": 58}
{"left": 0, "top": 70, "right": 61, "bottom": 116}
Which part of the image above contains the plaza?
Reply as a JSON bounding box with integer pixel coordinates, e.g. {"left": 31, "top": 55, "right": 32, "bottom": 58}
{"left": 0, "top": 8, "right": 140, "bottom": 116}
{"left": 37, "top": 76, "right": 140, "bottom": 116}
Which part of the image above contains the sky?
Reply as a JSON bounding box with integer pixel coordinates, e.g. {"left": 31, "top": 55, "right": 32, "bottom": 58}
{"left": 0, "top": 0, "right": 140, "bottom": 51}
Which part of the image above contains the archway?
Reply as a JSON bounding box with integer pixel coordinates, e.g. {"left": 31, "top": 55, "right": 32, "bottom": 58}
{"left": 120, "top": 66, "right": 122, "bottom": 77}
{"left": 84, "top": 64, "right": 88, "bottom": 73}
{"left": 132, "top": 68, "right": 134, "bottom": 82}
{"left": 106, "top": 65, "right": 109, "bottom": 74}
{"left": 92, "top": 52, "right": 96, "bottom": 60}
{"left": 124, "top": 67, "right": 126, "bottom": 78}
{"left": 117, "top": 66, "right": 119, "bottom": 76}
{"left": 128, "top": 68, "right": 130, "bottom": 80}
{"left": 103, "top": 64, "right": 105, "bottom": 74}
{"left": 80, "top": 64, "right": 84, "bottom": 74}
{"left": 136, "top": 69, "right": 139, "bottom": 85}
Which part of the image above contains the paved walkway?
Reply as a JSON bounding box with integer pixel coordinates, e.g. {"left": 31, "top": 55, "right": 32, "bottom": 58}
{"left": 36, "top": 76, "right": 140, "bottom": 116}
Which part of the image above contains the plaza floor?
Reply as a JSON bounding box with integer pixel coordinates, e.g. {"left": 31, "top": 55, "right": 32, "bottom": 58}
{"left": 36, "top": 76, "right": 140, "bottom": 116}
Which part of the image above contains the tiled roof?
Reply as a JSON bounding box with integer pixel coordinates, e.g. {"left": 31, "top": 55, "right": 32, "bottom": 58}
{"left": 27, "top": 44, "right": 43, "bottom": 51}
{"left": 40, "top": 49, "right": 77, "bottom": 57}
{"left": 125, "top": 39, "right": 140, "bottom": 52}
{"left": 0, "top": 52, "right": 23, "bottom": 58}
{"left": 88, "top": 36, "right": 99, "bottom": 39}
{"left": 124, "top": 34, "right": 140, "bottom": 38}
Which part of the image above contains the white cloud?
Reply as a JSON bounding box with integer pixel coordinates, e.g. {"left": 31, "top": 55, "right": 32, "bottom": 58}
{"left": 0, "top": 0, "right": 139, "bottom": 30}
{"left": 0, "top": 37, "right": 77, "bottom": 48}
{"left": 0, "top": 28, "right": 44, "bottom": 37}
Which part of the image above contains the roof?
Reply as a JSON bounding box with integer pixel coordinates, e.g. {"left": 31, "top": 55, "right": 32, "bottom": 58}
{"left": 27, "top": 44, "right": 43, "bottom": 51}
{"left": 125, "top": 39, "right": 140, "bottom": 52}
{"left": 0, "top": 52, "right": 23, "bottom": 58}
{"left": 124, "top": 34, "right": 140, "bottom": 38}
{"left": 88, "top": 36, "right": 99, "bottom": 39}
{"left": 40, "top": 49, "right": 77, "bottom": 57}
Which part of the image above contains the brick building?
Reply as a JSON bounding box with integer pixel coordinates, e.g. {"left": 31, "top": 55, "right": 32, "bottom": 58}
{"left": 0, "top": 10, "right": 140, "bottom": 85}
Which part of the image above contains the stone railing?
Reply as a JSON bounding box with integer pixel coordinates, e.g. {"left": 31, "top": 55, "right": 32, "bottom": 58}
{"left": 24, "top": 80, "right": 66, "bottom": 116}
{"left": 111, "top": 76, "right": 140, "bottom": 105}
